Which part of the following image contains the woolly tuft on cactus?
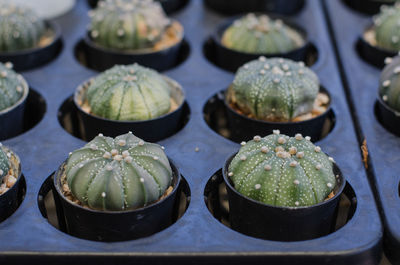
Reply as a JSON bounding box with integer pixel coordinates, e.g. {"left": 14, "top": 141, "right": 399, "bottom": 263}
{"left": 227, "top": 131, "right": 336, "bottom": 207}
{"left": 64, "top": 132, "right": 173, "bottom": 211}
{"left": 0, "top": 62, "right": 28, "bottom": 112}
{"left": 227, "top": 57, "right": 320, "bottom": 121}
{"left": 83, "top": 63, "right": 174, "bottom": 121}
{"left": 0, "top": 2, "right": 46, "bottom": 52}
{"left": 0, "top": 144, "right": 9, "bottom": 183}
{"left": 373, "top": 3, "right": 400, "bottom": 51}
{"left": 221, "top": 13, "right": 304, "bottom": 55}
{"left": 379, "top": 55, "right": 400, "bottom": 111}
{"left": 88, "top": 0, "right": 182, "bottom": 51}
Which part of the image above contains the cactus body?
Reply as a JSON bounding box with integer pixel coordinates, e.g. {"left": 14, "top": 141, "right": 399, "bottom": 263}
{"left": 0, "top": 145, "right": 9, "bottom": 183}
{"left": 86, "top": 64, "right": 172, "bottom": 121}
{"left": 89, "top": 0, "right": 172, "bottom": 50}
{"left": 379, "top": 55, "right": 400, "bottom": 111}
{"left": 374, "top": 3, "right": 400, "bottom": 51}
{"left": 227, "top": 57, "right": 319, "bottom": 121}
{"left": 0, "top": 62, "right": 28, "bottom": 112}
{"left": 65, "top": 132, "right": 173, "bottom": 211}
{"left": 0, "top": 2, "right": 46, "bottom": 52}
{"left": 228, "top": 131, "right": 336, "bottom": 207}
{"left": 221, "top": 14, "right": 304, "bottom": 54}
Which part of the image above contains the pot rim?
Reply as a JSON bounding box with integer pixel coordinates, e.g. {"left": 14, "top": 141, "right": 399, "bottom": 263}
{"left": 0, "top": 146, "right": 22, "bottom": 198}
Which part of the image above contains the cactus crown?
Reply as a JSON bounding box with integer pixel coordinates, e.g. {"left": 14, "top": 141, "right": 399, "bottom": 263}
{"left": 227, "top": 57, "right": 319, "bottom": 121}
{"left": 374, "top": 3, "right": 400, "bottom": 51}
{"left": 84, "top": 63, "right": 173, "bottom": 121}
{"left": 65, "top": 132, "right": 173, "bottom": 211}
{"left": 221, "top": 13, "right": 304, "bottom": 54}
{"left": 0, "top": 144, "right": 9, "bottom": 183}
{"left": 89, "top": 0, "right": 172, "bottom": 50}
{"left": 0, "top": 2, "right": 46, "bottom": 52}
{"left": 379, "top": 55, "right": 400, "bottom": 111}
{"left": 227, "top": 131, "right": 336, "bottom": 207}
{"left": 0, "top": 62, "right": 28, "bottom": 112}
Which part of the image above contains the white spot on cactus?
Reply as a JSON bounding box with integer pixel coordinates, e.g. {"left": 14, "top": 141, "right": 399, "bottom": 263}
{"left": 243, "top": 64, "right": 249, "bottom": 69}
{"left": 298, "top": 69, "right": 304, "bottom": 75}
{"left": 240, "top": 155, "right": 247, "bottom": 161}
{"left": 327, "top": 183, "right": 333, "bottom": 188}
{"left": 255, "top": 184, "right": 261, "bottom": 190}
{"left": 260, "top": 69, "right": 266, "bottom": 75}
{"left": 111, "top": 149, "right": 118, "bottom": 156}
{"left": 298, "top": 62, "right": 305, "bottom": 67}
{"left": 275, "top": 146, "right": 284, "bottom": 152}
{"left": 90, "top": 144, "right": 97, "bottom": 150}
{"left": 4, "top": 62, "right": 13, "bottom": 69}
{"left": 253, "top": 135, "right": 261, "bottom": 142}
{"left": 261, "top": 146, "right": 269, "bottom": 153}
{"left": 305, "top": 136, "right": 311, "bottom": 141}
{"left": 0, "top": 71, "right": 7, "bottom": 78}
{"left": 282, "top": 64, "right": 289, "bottom": 71}
{"left": 314, "top": 146, "right": 321, "bottom": 153}
{"left": 278, "top": 137, "right": 286, "bottom": 144}
{"left": 273, "top": 130, "right": 280, "bottom": 135}
{"left": 140, "top": 178, "right": 144, "bottom": 183}
{"left": 69, "top": 152, "right": 72, "bottom": 156}
{"left": 329, "top": 157, "right": 335, "bottom": 163}
{"left": 383, "top": 80, "right": 391, "bottom": 87}
{"left": 264, "top": 165, "right": 271, "bottom": 171}
{"left": 122, "top": 150, "right": 129, "bottom": 157}
{"left": 138, "top": 140, "right": 145, "bottom": 146}
{"left": 106, "top": 165, "right": 113, "bottom": 171}
{"left": 273, "top": 78, "right": 280, "bottom": 84}
{"left": 79, "top": 164, "right": 84, "bottom": 168}
{"left": 101, "top": 192, "right": 106, "bottom": 198}
{"left": 91, "top": 30, "right": 99, "bottom": 38}
{"left": 124, "top": 156, "right": 133, "bottom": 163}
{"left": 293, "top": 179, "right": 300, "bottom": 185}
{"left": 0, "top": 170, "right": 3, "bottom": 175}
{"left": 153, "top": 156, "right": 159, "bottom": 160}
{"left": 289, "top": 147, "right": 297, "bottom": 155}
{"left": 98, "top": 133, "right": 104, "bottom": 137}
{"left": 394, "top": 67, "right": 400, "bottom": 74}
{"left": 161, "top": 146, "right": 165, "bottom": 150}
{"left": 264, "top": 64, "right": 270, "bottom": 70}
{"left": 114, "top": 155, "right": 123, "bottom": 161}
{"left": 117, "top": 29, "right": 125, "bottom": 36}
{"left": 118, "top": 140, "right": 126, "bottom": 146}
{"left": 295, "top": 201, "right": 300, "bottom": 206}
{"left": 13, "top": 31, "right": 20, "bottom": 38}
{"left": 392, "top": 36, "right": 399, "bottom": 43}
{"left": 295, "top": 133, "right": 303, "bottom": 140}
{"left": 290, "top": 161, "right": 298, "bottom": 167}
{"left": 6, "top": 153, "right": 11, "bottom": 158}
{"left": 315, "top": 164, "right": 322, "bottom": 170}
{"left": 103, "top": 152, "right": 111, "bottom": 159}
{"left": 385, "top": 57, "right": 393, "bottom": 65}
{"left": 296, "top": 151, "right": 304, "bottom": 158}
{"left": 16, "top": 86, "right": 22, "bottom": 92}
{"left": 258, "top": 56, "right": 266, "bottom": 62}
{"left": 240, "top": 141, "right": 246, "bottom": 146}
{"left": 383, "top": 95, "right": 388, "bottom": 101}
{"left": 228, "top": 172, "right": 234, "bottom": 177}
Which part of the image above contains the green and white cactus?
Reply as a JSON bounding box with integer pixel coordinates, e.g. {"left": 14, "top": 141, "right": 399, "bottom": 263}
{"left": 227, "top": 131, "right": 336, "bottom": 207}
{"left": 379, "top": 55, "right": 400, "bottom": 111}
{"left": 227, "top": 57, "right": 319, "bottom": 121}
{"left": 65, "top": 132, "right": 173, "bottom": 211}
{"left": 0, "top": 144, "right": 9, "bottom": 183}
{"left": 85, "top": 63, "right": 173, "bottom": 121}
{"left": 374, "top": 3, "right": 400, "bottom": 51}
{"left": 89, "top": 0, "right": 172, "bottom": 50}
{"left": 0, "top": 2, "right": 46, "bottom": 52}
{"left": 0, "top": 62, "right": 28, "bottom": 112}
{"left": 221, "top": 13, "right": 304, "bottom": 54}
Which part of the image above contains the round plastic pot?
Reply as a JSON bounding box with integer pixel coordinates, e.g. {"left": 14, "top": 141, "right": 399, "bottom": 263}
{"left": 74, "top": 76, "right": 185, "bottom": 142}
{"left": 0, "top": 147, "right": 22, "bottom": 223}
{"left": 376, "top": 96, "right": 400, "bottom": 136}
{"left": 0, "top": 21, "right": 62, "bottom": 72}
{"left": 81, "top": 27, "right": 183, "bottom": 72}
{"left": 52, "top": 158, "right": 181, "bottom": 242}
{"left": 211, "top": 14, "right": 310, "bottom": 73}
{"left": 224, "top": 86, "right": 332, "bottom": 143}
{"left": 204, "top": 0, "right": 305, "bottom": 15}
{"left": 222, "top": 153, "right": 346, "bottom": 241}
{"left": 0, "top": 81, "right": 29, "bottom": 141}
{"left": 343, "top": 0, "right": 394, "bottom": 15}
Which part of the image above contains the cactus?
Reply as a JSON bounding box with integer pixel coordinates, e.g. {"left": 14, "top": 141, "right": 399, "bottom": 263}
{"left": 227, "top": 57, "right": 319, "bottom": 121}
{"left": 221, "top": 13, "right": 304, "bottom": 54}
{"left": 374, "top": 3, "right": 400, "bottom": 51}
{"left": 227, "top": 131, "right": 336, "bottom": 207}
{"left": 89, "top": 0, "right": 173, "bottom": 50}
{"left": 0, "top": 62, "right": 28, "bottom": 112}
{"left": 0, "top": 144, "right": 9, "bottom": 183}
{"left": 65, "top": 132, "right": 173, "bottom": 211}
{"left": 379, "top": 55, "right": 400, "bottom": 111}
{"left": 0, "top": 2, "right": 46, "bottom": 52}
{"left": 85, "top": 63, "right": 172, "bottom": 121}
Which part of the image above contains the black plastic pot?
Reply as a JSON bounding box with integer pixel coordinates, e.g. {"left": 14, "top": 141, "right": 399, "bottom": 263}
{"left": 87, "top": 0, "right": 188, "bottom": 14}
{"left": 343, "top": 0, "right": 395, "bottom": 15}
{"left": 224, "top": 87, "right": 332, "bottom": 143}
{"left": 0, "top": 21, "right": 62, "bottom": 72}
{"left": 80, "top": 27, "right": 184, "bottom": 72}
{"left": 211, "top": 15, "right": 310, "bottom": 73}
{"left": 0, "top": 147, "right": 23, "bottom": 223}
{"left": 204, "top": 0, "right": 305, "bottom": 16}
{"left": 375, "top": 97, "right": 400, "bottom": 136}
{"left": 0, "top": 81, "right": 29, "bottom": 141}
{"left": 222, "top": 153, "right": 346, "bottom": 241}
{"left": 74, "top": 76, "right": 186, "bottom": 142}
{"left": 52, "top": 158, "right": 181, "bottom": 242}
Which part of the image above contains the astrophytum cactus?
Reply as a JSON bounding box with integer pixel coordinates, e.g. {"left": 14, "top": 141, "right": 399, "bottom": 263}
{"left": 89, "top": 0, "right": 172, "bottom": 50}
{"left": 379, "top": 56, "right": 400, "bottom": 111}
{"left": 0, "top": 144, "right": 9, "bottom": 183}
{"left": 85, "top": 64, "right": 172, "bottom": 121}
{"left": 65, "top": 132, "right": 173, "bottom": 211}
{"left": 227, "top": 131, "right": 336, "bottom": 207}
{"left": 0, "top": 2, "right": 46, "bottom": 52}
{"left": 227, "top": 57, "right": 319, "bottom": 121}
{"left": 221, "top": 13, "right": 304, "bottom": 54}
{"left": 374, "top": 3, "right": 400, "bottom": 51}
{"left": 0, "top": 62, "right": 28, "bottom": 112}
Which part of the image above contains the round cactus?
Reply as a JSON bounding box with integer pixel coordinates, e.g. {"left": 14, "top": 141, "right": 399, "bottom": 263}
{"left": 227, "top": 57, "right": 319, "bottom": 121}
{"left": 89, "top": 0, "right": 173, "bottom": 50}
{"left": 65, "top": 132, "right": 173, "bottom": 211}
{"left": 227, "top": 131, "right": 336, "bottom": 207}
{"left": 84, "top": 64, "right": 172, "bottom": 121}
{"left": 0, "top": 62, "right": 28, "bottom": 112}
{"left": 379, "top": 55, "right": 400, "bottom": 111}
{"left": 374, "top": 3, "right": 400, "bottom": 51}
{"left": 221, "top": 13, "right": 304, "bottom": 54}
{"left": 0, "top": 2, "right": 46, "bottom": 52}
{"left": 0, "top": 144, "right": 9, "bottom": 183}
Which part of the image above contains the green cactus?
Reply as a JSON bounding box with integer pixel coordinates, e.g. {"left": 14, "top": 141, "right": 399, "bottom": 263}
{"left": 84, "top": 64, "right": 173, "bottom": 121}
{"left": 0, "top": 62, "right": 28, "bottom": 112}
{"left": 227, "top": 57, "right": 319, "bottom": 121}
{"left": 89, "top": 0, "right": 173, "bottom": 50}
{"left": 65, "top": 132, "right": 173, "bottom": 211}
{"left": 0, "top": 2, "right": 46, "bottom": 52}
{"left": 374, "top": 3, "right": 400, "bottom": 51}
{"left": 379, "top": 55, "right": 400, "bottom": 111}
{"left": 227, "top": 131, "right": 336, "bottom": 207}
{"left": 0, "top": 144, "right": 10, "bottom": 183}
{"left": 221, "top": 13, "right": 304, "bottom": 54}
